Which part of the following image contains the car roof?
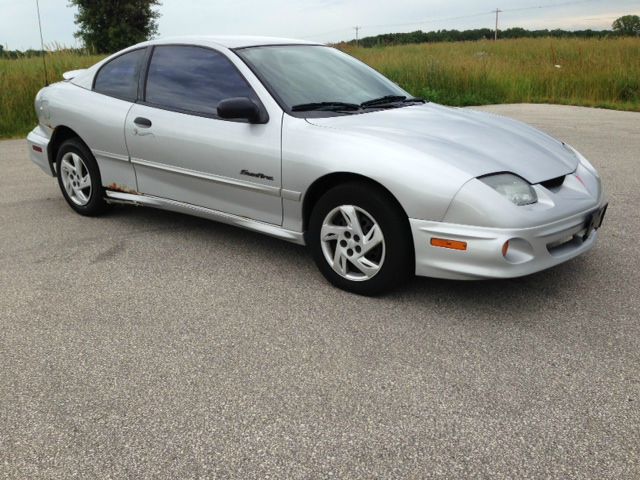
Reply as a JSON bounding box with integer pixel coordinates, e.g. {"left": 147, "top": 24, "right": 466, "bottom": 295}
{"left": 147, "top": 35, "right": 323, "bottom": 49}
{"left": 69, "top": 35, "right": 323, "bottom": 89}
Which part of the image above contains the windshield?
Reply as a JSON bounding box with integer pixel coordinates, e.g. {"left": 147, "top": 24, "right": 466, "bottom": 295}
{"left": 236, "top": 45, "right": 413, "bottom": 113}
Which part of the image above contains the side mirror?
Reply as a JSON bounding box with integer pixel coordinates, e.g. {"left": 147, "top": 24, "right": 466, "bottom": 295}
{"left": 217, "top": 97, "right": 265, "bottom": 124}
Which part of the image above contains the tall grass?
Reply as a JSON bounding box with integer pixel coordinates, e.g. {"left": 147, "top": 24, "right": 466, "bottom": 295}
{"left": 0, "top": 51, "right": 103, "bottom": 138}
{"left": 343, "top": 37, "right": 640, "bottom": 111}
{"left": 0, "top": 38, "right": 638, "bottom": 139}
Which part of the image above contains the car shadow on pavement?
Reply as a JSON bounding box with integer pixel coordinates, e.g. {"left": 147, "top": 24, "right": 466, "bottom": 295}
{"left": 106, "top": 204, "right": 593, "bottom": 320}
{"left": 104, "top": 203, "right": 307, "bottom": 254}
{"left": 395, "top": 259, "right": 593, "bottom": 321}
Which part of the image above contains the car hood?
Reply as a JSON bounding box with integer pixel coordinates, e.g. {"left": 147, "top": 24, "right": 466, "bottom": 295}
{"left": 305, "top": 103, "right": 578, "bottom": 184}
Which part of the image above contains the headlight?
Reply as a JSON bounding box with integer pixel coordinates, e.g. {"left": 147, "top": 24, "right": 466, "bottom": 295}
{"left": 480, "top": 173, "right": 538, "bottom": 206}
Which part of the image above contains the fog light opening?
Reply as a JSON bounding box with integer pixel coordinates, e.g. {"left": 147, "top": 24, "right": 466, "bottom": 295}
{"left": 502, "top": 238, "right": 535, "bottom": 264}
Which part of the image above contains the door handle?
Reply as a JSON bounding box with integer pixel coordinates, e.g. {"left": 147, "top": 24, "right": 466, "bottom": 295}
{"left": 134, "top": 117, "right": 152, "bottom": 128}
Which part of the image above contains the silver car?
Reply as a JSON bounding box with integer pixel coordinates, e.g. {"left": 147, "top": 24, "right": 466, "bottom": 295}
{"left": 27, "top": 36, "right": 607, "bottom": 295}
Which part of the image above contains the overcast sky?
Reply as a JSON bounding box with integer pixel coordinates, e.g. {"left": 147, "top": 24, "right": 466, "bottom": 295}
{"left": 1, "top": 0, "right": 638, "bottom": 50}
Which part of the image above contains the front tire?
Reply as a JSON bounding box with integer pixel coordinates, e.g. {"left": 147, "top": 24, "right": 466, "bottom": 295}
{"left": 56, "top": 138, "right": 108, "bottom": 216}
{"left": 308, "top": 182, "right": 413, "bottom": 296}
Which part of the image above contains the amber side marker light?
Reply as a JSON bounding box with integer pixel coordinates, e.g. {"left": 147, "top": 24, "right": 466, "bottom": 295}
{"left": 502, "top": 240, "right": 510, "bottom": 257}
{"left": 430, "top": 238, "right": 468, "bottom": 251}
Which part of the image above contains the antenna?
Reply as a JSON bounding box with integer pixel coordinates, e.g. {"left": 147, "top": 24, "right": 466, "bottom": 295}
{"left": 35, "top": 0, "right": 49, "bottom": 86}
{"left": 354, "top": 26, "right": 361, "bottom": 47}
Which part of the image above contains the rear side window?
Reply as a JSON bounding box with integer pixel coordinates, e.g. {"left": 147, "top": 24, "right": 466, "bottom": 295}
{"left": 144, "top": 45, "right": 257, "bottom": 116}
{"left": 94, "top": 48, "right": 145, "bottom": 101}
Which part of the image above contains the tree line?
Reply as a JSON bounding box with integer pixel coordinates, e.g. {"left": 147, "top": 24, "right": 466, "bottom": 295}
{"left": 349, "top": 28, "right": 615, "bottom": 48}
{"left": 346, "top": 15, "right": 640, "bottom": 48}
{"left": 0, "top": 45, "right": 88, "bottom": 59}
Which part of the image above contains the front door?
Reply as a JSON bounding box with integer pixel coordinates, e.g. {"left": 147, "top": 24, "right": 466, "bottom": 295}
{"left": 125, "top": 45, "right": 282, "bottom": 225}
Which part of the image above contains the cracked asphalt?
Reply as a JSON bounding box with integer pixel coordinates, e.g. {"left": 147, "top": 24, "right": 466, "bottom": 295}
{"left": 1, "top": 104, "right": 639, "bottom": 479}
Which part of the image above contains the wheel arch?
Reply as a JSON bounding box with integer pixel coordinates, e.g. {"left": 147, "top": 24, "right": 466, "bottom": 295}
{"left": 302, "top": 172, "right": 411, "bottom": 233}
{"left": 47, "top": 126, "right": 87, "bottom": 176}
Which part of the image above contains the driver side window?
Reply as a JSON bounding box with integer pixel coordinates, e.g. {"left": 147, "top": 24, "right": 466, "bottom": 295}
{"left": 144, "top": 45, "right": 259, "bottom": 117}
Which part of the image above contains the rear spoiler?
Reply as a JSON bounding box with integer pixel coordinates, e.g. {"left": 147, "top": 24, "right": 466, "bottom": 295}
{"left": 62, "top": 69, "right": 86, "bottom": 80}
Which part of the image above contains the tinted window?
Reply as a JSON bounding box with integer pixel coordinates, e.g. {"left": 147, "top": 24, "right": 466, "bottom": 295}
{"left": 237, "top": 45, "right": 409, "bottom": 110}
{"left": 145, "top": 46, "right": 257, "bottom": 116}
{"left": 94, "top": 48, "right": 145, "bottom": 101}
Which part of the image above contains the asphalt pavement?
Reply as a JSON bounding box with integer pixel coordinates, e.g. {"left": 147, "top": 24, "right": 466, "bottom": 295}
{"left": 1, "top": 104, "right": 639, "bottom": 479}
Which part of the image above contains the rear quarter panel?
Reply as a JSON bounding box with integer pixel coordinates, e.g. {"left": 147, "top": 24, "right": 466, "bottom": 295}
{"left": 44, "top": 82, "right": 137, "bottom": 191}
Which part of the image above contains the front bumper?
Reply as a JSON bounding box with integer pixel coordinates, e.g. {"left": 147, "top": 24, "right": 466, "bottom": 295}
{"left": 410, "top": 202, "right": 606, "bottom": 280}
{"left": 26, "top": 126, "right": 53, "bottom": 176}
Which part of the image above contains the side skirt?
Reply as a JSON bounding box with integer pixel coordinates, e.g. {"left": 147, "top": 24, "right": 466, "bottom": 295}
{"left": 105, "top": 190, "right": 306, "bottom": 246}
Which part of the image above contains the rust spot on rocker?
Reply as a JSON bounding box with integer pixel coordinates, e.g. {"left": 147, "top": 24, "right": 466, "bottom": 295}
{"left": 106, "top": 183, "right": 138, "bottom": 194}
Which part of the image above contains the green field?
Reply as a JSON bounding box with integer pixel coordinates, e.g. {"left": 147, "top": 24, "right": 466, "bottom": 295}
{"left": 345, "top": 37, "right": 640, "bottom": 111}
{"left": 0, "top": 51, "right": 103, "bottom": 139}
{"left": 1, "top": 37, "right": 639, "bottom": 139}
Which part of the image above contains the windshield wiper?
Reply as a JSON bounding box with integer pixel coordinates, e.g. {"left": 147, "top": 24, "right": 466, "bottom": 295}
{"left": 360, "top": 95, "right": 425, "bottom": 108}
{"left": 291, "top": 102, "right": 361, "bottom": 112}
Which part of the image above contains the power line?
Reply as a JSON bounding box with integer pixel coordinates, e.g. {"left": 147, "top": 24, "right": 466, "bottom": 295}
{"left": 299, "top": 0, "right": 603, "bottom": 41}
{"left": 298, "top": 27, "right": 355, "bottom": 40}
{"left": 299, "top": 11, "right": 493, "bottom": 39}
{"left": 501, "top": 0, "right": 599, "bottom": 14}
{"left": 363, "top": 11, "right": 494, "bottom": 31}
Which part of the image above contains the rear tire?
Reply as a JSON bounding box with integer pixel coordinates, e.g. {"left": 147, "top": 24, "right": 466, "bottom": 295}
{"left": 308, "top": 182, "right": 413, "bottom": 296}
{"left": 56, "top": 138, "right": 108, "bottom": 216}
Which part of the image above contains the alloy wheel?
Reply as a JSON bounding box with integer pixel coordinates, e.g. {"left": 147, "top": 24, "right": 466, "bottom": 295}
{"left": 320, "top": 205, "right": 386, "bottom": 281}
{"left": 60, "top": 152, "right": 92, "bottom": 206}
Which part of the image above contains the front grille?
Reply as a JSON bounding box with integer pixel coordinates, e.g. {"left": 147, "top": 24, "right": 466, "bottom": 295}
{"left": 546, "top": 221, "right": 591, "bottom": 257}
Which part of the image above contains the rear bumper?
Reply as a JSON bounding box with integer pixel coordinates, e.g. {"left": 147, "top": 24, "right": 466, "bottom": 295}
{"left": 410, "top": 202, "right": 606, "bottom": 280}
{"left": 26, "top": 126, "right": 53, "bottom": 176}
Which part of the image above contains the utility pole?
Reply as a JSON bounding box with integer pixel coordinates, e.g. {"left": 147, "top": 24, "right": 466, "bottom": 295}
{"left": 494, "top": 8, "right": 502, "bottom": 41}
{"left": 354, "top": 26, "right": 361, "bottom": 47}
